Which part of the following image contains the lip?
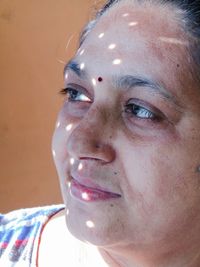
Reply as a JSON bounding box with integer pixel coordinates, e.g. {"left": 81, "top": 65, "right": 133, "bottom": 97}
{"left": 69, "top": 177, "right": 121, "bottom": 202}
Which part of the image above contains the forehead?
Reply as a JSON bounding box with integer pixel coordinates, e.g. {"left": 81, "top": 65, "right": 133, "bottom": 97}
{"left": 86, "top": 1, "right": 186, "bottom": 43}
{"left": 73, "top": 2, "right": 190, "bottom": 90}
{"left": 63, "top": 0, "right": 200, "bottom": 105}
{"left": 79, "top": 1, "right": 188, "bottom": 68}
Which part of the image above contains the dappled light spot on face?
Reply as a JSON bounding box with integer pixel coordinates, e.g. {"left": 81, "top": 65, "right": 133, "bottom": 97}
{"left": 158, "top": 36, "right": 188, "bottom": 46}
{"left": 108, "top": 43, "right": 116, "bottom": 50}
{"left": 67, "top": 181, "right": 71, "bottom": 188}
{"left": 92, "top": 78, "right": 97, "bottom": 86}
{"left": 70, "top": 158, "right": 75, "bottom": 165}
{"left": 82, "top": 192, "right": 90, "bottom": 201}
{"left": 56, "top": 121, "right": 61, "bottom": 129}
{"left": 65, "top": 73, "right": 69, "bottom": 80}
{"left": 65, "top": 124, "right": 73, "bottom": 131}
{"left": 113, "top": 59, "right": 122, "bottom": 65}
{"left": 66, "top": 209, "right": 69, "bottom": 216}
{"left": 122, "top": 13, "right": 129, "bottom": 17}
{"left": 129, "top": 21, "right": 138, "bottom": 27}
{"left": 78, "top": 163, "right": 83, "bottom": 171}
{"left": 98, "top": 32, "right": 105, "bottom": 39}
{"left": 80, "top": 62, "right": 85, "bottom": 70}
{"left": 86, "top": 220, "right": 95, "bottom": 228}
{"left": 79, "top": 49, "right": 85, "bottom": 56}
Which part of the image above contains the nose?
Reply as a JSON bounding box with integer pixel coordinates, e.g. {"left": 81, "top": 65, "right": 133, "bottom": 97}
{"left": 66, "top": 107, "right": 116, "bottom": 164}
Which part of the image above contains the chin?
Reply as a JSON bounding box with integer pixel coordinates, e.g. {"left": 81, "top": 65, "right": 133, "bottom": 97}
{"left": 66, "top": 224, "right": 117, "bottom": 247}
{"left": 65, "top": 209, "right": 126, "bottom": 247}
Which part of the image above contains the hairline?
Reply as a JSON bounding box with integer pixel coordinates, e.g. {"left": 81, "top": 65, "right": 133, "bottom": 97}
{"left": 78, "top": 0, "right": 200, "bottom": 85}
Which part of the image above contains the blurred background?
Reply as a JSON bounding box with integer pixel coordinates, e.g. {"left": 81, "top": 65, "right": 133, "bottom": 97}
{"left": 0, "top": 0, "right": 97, "bottom": 212}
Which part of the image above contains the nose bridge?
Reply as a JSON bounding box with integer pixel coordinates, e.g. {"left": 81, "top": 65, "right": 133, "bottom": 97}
{"left": 78, "top": 104, "right": 113, "bottom": 139}
{"left": 88, "top": 104, "right": 110, "bottom": 129}
{"left": 66, "top": 104, "right": 116, "bottom": 162}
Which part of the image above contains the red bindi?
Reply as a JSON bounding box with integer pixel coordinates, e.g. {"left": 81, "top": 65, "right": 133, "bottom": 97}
{"left": 98, "top": 77, "right": 103, "bottom": 82}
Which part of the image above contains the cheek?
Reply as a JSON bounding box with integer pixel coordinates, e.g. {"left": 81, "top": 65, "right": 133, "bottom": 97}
{"left": 122, "top": 140, "right": 199, "bottom": 211}
{"left": 119, "top": 140, "right": 181, "bottom": 205}
{"left": 52, "top": 128, "right": 68, "bottom": 163}
{"left": 52, "top": 109, "right": 77, "bottom": 166}
{"left": 122, "top": 150, "right": 161, "bottom": 202}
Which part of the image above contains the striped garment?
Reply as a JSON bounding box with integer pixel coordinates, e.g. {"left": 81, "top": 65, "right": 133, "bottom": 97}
{"left": 0, "top": 204, "right": 65, "bottom": 267}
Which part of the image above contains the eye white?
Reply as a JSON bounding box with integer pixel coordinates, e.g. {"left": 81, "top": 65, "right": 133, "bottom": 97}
{"left": 78, "top": 93, "right": 90, "bottom": 102}
{"left": 137, "top": 109, "right": 153, "bottom": 118}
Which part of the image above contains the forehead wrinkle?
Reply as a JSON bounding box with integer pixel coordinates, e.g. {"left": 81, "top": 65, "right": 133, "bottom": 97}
{"left": 112, "top": 74, "right": 181, "bottom": 107}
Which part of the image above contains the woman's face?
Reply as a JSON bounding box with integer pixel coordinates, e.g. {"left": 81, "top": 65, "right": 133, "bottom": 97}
{"left": 52, "top": 1, "right": 200, "bottom": 251}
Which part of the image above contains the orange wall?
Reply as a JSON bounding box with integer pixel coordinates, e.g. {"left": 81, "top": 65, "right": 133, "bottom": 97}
{"left": 0, "top": 0, "right": 95, "bottom": 212}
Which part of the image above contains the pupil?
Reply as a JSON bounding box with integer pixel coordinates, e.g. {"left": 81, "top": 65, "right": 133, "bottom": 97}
{"left": 70, "top": 89, "right": 78, "bottom": 99}
{"left": 133, "top": 106, "right": 140, "bottom": 115}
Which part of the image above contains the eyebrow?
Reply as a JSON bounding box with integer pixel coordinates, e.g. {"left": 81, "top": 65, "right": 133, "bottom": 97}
{"left": 114, "top": 75, "right": 178, "bottom": 105}
{"left": 63, "top": 59, "right": 86, "bottom": 79}
{"left": 63, "top": 60, "right": 180, "bottom": 107}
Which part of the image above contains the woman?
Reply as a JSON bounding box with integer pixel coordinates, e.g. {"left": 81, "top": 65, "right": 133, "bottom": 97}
{"left": 1, "top": 0, "right": 200, "bottom": 266}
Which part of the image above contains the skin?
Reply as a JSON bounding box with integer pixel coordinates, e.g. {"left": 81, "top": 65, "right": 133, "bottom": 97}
{"left": 52, "top": 1, "right": 200, "bottom": 266}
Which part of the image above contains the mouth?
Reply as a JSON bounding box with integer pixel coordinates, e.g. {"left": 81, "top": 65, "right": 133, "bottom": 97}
{"left": 69, "top": 177, "right": 121, "bottom": 202}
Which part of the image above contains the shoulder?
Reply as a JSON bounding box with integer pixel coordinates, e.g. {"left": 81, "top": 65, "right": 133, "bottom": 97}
{"left": 0, "top": 204, "right": 65, "bottom": 265}
{"left": 0, "top": 204, "right": 65, "bottom": 230}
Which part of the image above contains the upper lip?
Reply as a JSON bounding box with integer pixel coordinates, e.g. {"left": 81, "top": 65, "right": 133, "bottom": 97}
{"left": 70, "top": 170, "right": 121, "bottom": 196}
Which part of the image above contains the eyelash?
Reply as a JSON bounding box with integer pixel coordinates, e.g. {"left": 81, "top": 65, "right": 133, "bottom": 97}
{"left": 60, "top": 87, "right": 91, "bottom": 102}
{"left": 124, "top": 103, "right": 161, "bottom": 121}
{"left": 60, "top": 87, "right": 162, "bottom": 121}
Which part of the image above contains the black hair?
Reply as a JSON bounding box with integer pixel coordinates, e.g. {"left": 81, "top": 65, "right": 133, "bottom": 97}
{"left": 79, "top": 0, "right": 200, "bottom": 81}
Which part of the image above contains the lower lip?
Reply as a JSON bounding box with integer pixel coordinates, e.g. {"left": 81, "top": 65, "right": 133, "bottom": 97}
{"left": 69, "top": 179, "right": 121, "bottom": 202}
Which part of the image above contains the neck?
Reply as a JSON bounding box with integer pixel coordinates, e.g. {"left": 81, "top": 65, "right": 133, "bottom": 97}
{"left": 98, "top": 240, "right": 200, "bottom": 267}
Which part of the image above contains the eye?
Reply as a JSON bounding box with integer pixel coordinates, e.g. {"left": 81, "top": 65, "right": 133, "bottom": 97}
{"left": 125, "top": 103, "right": 154, "bottom": 119}
{"left": 124, "top": 100, "right": 163, "bottom": 121}
{"left": 60, "top": 87, "right": 91, "bottom": 102}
